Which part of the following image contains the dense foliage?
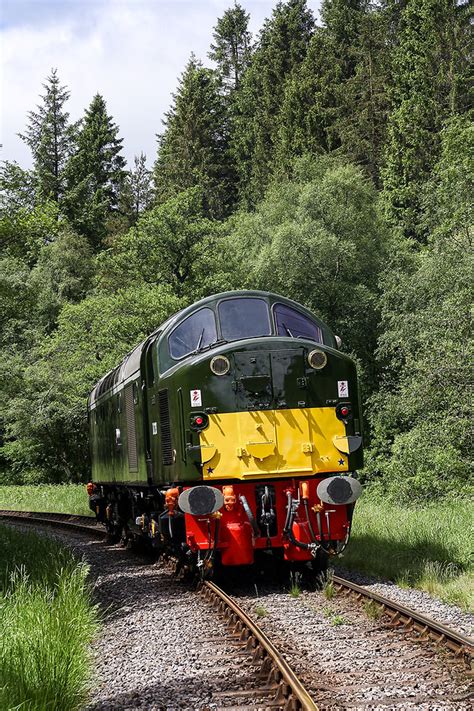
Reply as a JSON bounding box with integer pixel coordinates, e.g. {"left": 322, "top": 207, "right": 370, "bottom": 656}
{"left": 0, "top": 0, "right": 471, "bottom": 502}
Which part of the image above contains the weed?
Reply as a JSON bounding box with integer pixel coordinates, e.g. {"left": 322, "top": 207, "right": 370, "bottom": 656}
{"left": 331, "top": 614, "right": 348, "bottom": 626}
{"left": 289, "top": 583, "right": 301, "bottom": 598}
{"left": 323, "top": 579, "right": 335, "bottom": 600}
{"left": 323, "top": 606, "right": 334, "bottom": 618}
{"left": 255, "top": 604, "right": 268, "bottom": 618}
{"left": 363, "top": 599, "right": 383, "bottom": 621}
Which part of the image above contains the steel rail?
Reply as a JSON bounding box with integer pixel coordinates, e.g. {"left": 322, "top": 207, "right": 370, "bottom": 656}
{"left": 0, "top": 509, "right": 105, "bottom": 538}
{"left": 332, "top": 574, "right": 474, "bottom": 669}
{"left": 1, "top": 510, "right": 471, "bottom": 673}
{"left": 201, "top": 580, "right": 318, "bottom": 710}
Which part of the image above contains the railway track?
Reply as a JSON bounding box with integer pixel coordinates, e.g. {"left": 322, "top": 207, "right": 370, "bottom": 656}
{"left": 1, "top": 509, "right": 472, "bottom": 709}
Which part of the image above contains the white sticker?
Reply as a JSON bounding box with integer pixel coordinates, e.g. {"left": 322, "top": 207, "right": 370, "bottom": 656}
{"left": 152, "top": 422, "right": 158, "bottom": 435}
{"left": 338, "top": 380, "right": 349, "bottom": 398}
{"left": 190, "top": 389, "right": 202, "bottom": 407}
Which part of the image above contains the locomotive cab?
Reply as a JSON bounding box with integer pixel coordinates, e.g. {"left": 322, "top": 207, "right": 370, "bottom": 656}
{"left": 88, "top": 291, "right": 363, "bottom": 577}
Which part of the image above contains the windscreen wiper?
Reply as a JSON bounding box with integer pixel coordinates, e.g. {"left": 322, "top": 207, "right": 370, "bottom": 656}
{"left": 282, "top": 322, "right": 294, "bottom": 338}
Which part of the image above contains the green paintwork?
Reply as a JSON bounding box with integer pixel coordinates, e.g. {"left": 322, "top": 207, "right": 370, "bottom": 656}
{"left": 88, "top": 290, "right": 363, "bottom": 486}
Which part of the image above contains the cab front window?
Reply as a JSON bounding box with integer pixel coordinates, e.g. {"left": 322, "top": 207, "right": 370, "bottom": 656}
{"left": 218, "top": 297, "right": 271, "bottom": 341}
{"left": 274, "top": 303, "right": 322, "bottom": 342}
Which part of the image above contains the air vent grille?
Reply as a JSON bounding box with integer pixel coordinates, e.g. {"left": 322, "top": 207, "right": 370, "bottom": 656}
{"left": 158, "top": 389, "right": 173, "bottom": 466}
{"left": 124, "top": 384, "right": 138, "bottom": 472}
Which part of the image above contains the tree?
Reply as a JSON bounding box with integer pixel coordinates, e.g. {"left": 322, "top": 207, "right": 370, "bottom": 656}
{"left": 381, "top": 0, "right": 470, "bottom": 239}
{"left": 232, "top": 0, "right": 314, "bottom": 206}
{"left": 28, "top": 228, "right": 94, "bottom": 333}
{"left": 221, "top": 155, "right": 389, "bottom": 393}
{"left": 64, "top": 94, "right": 126, "bottom": 250}
{"left": 98, "top": 187, "right": 222, "bottom": 299}
{"left": 154, "top": 56, "right": 235, "bottom": 219}
{"left": 209, "top": 2, "right": 252, "bottom": 93}
{"left": 367, "top": 112, "right": 473, "bottom": 500}
{"left": 0, "top": 284, "right": 182, "bottom": 482}
{"left": 121, "top": 153, "right": 154, "bottom": 226}
{"left": 18, "top": 69, "right": 77, "bottom": 203}
{"left": 276, "top": 1, "right": 389, "bottom": 184}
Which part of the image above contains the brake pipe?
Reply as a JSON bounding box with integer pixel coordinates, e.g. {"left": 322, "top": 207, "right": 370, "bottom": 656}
{"left": 240, "top": 494, "right": 260, "bottom": 537}
{"left": 283, "top": 491, "right": 318, "bottom": 555}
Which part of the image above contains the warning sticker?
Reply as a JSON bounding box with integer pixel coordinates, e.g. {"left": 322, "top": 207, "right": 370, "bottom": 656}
{"left": 190, "top": 389, "right": 202, "bottom": 407}
{"left": 338, "top": 380, "right": 349, "bottom": 398}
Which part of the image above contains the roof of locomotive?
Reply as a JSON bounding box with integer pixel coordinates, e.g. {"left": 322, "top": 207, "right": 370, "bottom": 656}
{"left": 88, "top": 290, "right": 335, "bottom": 407}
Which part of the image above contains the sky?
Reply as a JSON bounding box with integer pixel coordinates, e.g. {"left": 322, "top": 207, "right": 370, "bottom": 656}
{"left": 1, "top": 0, "right": 322, "bottom": 170}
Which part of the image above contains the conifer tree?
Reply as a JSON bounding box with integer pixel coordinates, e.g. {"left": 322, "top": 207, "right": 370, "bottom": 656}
{"left": 209, "top": 2, "right": 252, "bottom": 94}
{"left": 232, "top": 0, "right": 314, "bottom": 207}
{"left": 121, "top": 153, "right": 154, "bottom": 226}
{"left": 18, "top": 69, "right": 76, "bottom": 203}
{"left": 64, "top": 94, "right": 126, "bottom": 250}
{"left": 276, "top": 0, "right": 389, "bottom": 183}
{"left": 154, "top": 55, "right": 235, "bottom": 219}
{"left": 382, "top": 0, "right": 470, "bottom": 239}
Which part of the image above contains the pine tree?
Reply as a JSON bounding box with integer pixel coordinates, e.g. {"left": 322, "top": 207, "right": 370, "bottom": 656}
{"left": 121, "top": 153, "right": 154, "bottom": 226}
{"left": 154, "top": 55, "right": 235, "bottom": 219}
{"left": 64, "top": 94, "right": 126, "bottom": 250}
{"left": 276, "top": 0, "right": 389, "bottom": 184}
{"left": 209, "top": 2, "right": 252, "bottom": 94}
{"left": 382, "top": 0, "right": 470, "bottom": 239}
{"left": 18, "top": 69, "right": 76, "bottom": 203}
{"left": 232, "top": 0, "right": 314, "bottom": 207}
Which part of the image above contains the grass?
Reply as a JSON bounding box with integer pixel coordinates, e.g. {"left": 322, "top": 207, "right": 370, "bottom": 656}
{"left": 341, "top": 497, "right": 473, "bottom": 611}
{"left": 289, "top": 582, "right": 301, "bottom": 598}
{"left": 255, "top": 604, "right": 268, "bottom": 618}
{"left": 323, "top": 578, "right": 335, "bottom": 600}
{"left": 0, "top": 523, "right": 100, "bottom": 711}
{"left": 0, "top": 484, "right": 93, "bottom": 516}
{"left": 363, "top": 599, "right": 383, "bottom": 621}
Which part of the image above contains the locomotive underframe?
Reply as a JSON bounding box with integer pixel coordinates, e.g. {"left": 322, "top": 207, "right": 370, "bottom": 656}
{"left": 89, "top": 473, "right": 355, "bottom": 576}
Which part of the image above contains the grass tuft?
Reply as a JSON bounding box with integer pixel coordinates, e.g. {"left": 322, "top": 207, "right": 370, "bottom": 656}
{"left": 289, "top": 582, "right": 301, "bottom": 598}
{"left": 323, "top": 579, "right": 335, "bottom": 600}
{"left": 363, "top": 599, "right": 383, "bottom": 621}
{"left": 0, "top": 523, "right": 100, "bottom": 711}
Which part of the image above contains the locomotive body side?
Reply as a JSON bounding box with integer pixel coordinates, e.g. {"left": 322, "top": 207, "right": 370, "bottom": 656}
{"left": 87, "top": 291, "right": 363, "bottom": 574}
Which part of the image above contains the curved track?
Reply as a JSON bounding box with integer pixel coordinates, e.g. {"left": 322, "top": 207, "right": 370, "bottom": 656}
{"left": 1, "top": 509, "right": 472, "bottom": 708}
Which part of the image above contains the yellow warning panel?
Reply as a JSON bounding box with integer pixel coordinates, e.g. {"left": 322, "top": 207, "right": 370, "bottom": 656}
{"left": 199, "top": 407, "right": 348, "bottom": 480}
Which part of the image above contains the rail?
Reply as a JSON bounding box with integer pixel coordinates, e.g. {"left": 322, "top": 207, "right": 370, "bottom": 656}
{"left": 1, "top": 509, "right": 472, "bottom": 673}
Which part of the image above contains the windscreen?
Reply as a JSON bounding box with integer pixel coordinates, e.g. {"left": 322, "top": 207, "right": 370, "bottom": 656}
{"left": 219, "top": 298, "right": 271, "bottom": 341}
{"left": 274, "top": 303, "right": 322, "bottom": 342}
{"left": 169, "top": 308, "right": 217, "bottom": 359}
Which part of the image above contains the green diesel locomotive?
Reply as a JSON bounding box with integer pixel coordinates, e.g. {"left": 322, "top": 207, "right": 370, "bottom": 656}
{"left": 87, "top": 290, "right": 362, "bottom": 576}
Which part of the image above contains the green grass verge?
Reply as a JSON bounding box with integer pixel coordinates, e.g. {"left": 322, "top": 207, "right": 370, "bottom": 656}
{"left": 342, "top": 497, "right": 473, "bottom": 611}
{"left": 0, "top": 523, "right": 100, "bottom": 711}
{"left": 0, "top": 484, "right": 93, "bottom": 516}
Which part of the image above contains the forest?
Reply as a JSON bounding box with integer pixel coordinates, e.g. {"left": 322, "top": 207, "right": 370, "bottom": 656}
{"left": 0, "top": 0, "right": 472, "bottom": 503}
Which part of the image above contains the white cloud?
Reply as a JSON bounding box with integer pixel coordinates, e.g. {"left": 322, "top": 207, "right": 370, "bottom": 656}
{"left": 1, "top": 0, "right": 321, "bottom": 169}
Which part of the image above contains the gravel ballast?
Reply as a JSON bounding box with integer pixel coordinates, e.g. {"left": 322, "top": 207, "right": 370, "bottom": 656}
{"left": 232, "top": 578, "right": 472, "bottom": 710}
{"left": 334, "top": 565, "right": 474, "bottom": 637}
{"left": 3, "top": 521, "right": 472, "bottom": 710}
